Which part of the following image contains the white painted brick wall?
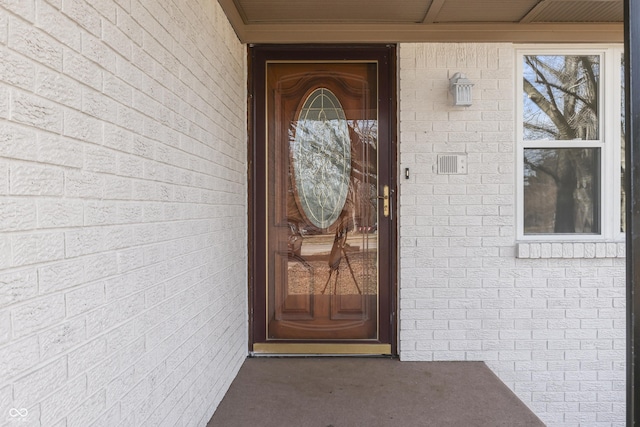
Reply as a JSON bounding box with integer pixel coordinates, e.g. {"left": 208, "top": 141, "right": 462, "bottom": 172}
{"left": 399, "top": 43, "right": 625, "bottom": 426}
{"left": 0, "top": 0, "right": 246, "bottom": 426}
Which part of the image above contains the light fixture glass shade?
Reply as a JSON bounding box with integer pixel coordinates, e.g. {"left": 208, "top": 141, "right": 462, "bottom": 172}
{"left": 449, "top": 72, "right": 474, "bottom": 106}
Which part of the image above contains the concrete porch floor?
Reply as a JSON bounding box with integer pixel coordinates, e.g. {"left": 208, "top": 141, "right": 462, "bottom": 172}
{"left": 207, "top": 357, "right": 545, "bottom": 427}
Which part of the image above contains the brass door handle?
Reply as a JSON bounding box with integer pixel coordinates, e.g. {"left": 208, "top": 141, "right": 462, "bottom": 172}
{"left": 379, "top": 185, "right": 389, "bottom": 217}
{"left": 372, "top": 185, "right": 391, "bottom": 218}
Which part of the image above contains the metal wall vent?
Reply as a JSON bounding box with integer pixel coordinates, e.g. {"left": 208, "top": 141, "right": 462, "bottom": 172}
{"left": 437, "top": 154, "right": 467, "bottom": 174}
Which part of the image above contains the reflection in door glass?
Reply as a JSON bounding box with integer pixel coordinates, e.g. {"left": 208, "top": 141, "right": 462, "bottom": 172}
{"left": 266, "top": 63, "right": 379, "bottom": 341}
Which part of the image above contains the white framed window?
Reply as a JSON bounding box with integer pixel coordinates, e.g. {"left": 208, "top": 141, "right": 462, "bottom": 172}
{"left": 516, "top": 45, "right": 625, "bottom": 241}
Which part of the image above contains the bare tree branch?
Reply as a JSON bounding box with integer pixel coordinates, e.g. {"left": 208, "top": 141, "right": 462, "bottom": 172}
{"left": 523, "top": 78, "right": 575, "bottom": 139}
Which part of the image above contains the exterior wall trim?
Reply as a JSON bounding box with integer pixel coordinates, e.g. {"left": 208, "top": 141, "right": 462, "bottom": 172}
{"left": 517, "top": 242, "right": 626, "bottom": 258}
{"left": 239, "top": 23, "right": 622, "bottom": 44}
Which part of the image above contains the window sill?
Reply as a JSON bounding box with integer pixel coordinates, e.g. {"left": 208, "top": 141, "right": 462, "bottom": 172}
{"left": 516, "top": 241, "right": 625, "bottom": 259}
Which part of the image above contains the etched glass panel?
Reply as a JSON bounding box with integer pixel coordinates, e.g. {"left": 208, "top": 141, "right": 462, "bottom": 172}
{"left": 292, "top": 88, "right": 351, "bottom": 229}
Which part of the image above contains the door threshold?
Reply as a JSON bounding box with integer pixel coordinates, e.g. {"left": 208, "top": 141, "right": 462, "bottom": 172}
{"left": 252, "top": 343, "right": 391, "bottom": 355}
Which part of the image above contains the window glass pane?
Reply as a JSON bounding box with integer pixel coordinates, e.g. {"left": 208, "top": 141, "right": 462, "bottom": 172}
{"left": 524, "top": 148, "right": 600, "bottom": 234}
{"left": 523, "top": 55, "right": 600, "bottom": 141}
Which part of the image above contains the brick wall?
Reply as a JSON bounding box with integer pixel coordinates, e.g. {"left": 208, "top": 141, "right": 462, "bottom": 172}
{"left": 0, "top": 0, "right": 247, "bottom": 426}
{"left": 398, "top": 43, "right": 625, "bottom": 426}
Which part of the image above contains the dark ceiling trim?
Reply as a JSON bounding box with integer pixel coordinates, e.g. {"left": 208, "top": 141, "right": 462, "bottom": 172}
{"left": 236, "top": 23, "right": 622, "bottom": 44}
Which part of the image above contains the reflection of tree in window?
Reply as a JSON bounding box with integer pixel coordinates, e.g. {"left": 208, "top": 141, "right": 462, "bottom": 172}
{"left": 349, "top": 119, "right": 377, "bottom": 231}
{"left": 523, "top": 55, "right": 600, "bottom": 234}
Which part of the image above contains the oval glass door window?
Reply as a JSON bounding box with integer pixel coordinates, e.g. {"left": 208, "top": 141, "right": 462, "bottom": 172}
{"left": 292, "top": 88, "right": 351, "bottom": 229}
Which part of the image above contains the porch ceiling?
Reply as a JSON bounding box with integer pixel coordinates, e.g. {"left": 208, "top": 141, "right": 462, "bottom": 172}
{"left": 217, "top": 0, "right": 623, "bottom": 43}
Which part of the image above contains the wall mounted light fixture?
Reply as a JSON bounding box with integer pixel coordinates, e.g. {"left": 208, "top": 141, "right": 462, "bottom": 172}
{"left": 449, "top": 72, "right": 474, "bottom": 106}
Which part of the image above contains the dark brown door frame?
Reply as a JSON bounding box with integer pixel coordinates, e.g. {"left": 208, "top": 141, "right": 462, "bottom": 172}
{"left": 625, "top": 1, "right": 640, "bottom": 424}
{"left": 247, "top": 45, "right": 398, "bottom": 354}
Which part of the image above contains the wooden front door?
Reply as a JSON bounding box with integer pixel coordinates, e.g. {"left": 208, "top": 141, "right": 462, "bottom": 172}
{"left": 250, "top": 46, "right": 396, "bottom": 355}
